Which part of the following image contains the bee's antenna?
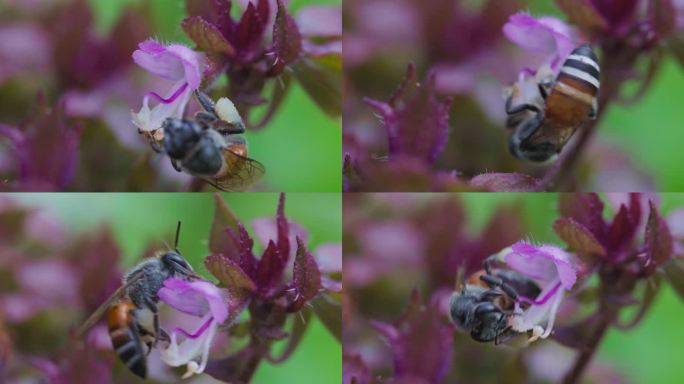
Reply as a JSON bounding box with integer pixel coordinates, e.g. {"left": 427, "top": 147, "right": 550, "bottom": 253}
{"left": 174, "top": 221, "right": 182, "bottom": 252}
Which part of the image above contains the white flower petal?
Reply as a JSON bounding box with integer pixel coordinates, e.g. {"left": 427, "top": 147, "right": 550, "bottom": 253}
{"left": 132, "top": 80, "right": 190, "bottom": 132}
{"left": 160, "top": 314, "right": 216, "bottom": 377}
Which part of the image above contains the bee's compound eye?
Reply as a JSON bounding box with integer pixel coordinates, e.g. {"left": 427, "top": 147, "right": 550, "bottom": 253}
{"left": 162, "top": 252, "right": 193, "bottom": 274}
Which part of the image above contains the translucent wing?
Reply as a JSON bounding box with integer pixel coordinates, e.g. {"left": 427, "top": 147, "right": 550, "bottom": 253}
{"left": 203, "top": 149, "right": 265, "bottom": 192}
{"left": 75, "top": 270, "right": 143, "bottom": 338}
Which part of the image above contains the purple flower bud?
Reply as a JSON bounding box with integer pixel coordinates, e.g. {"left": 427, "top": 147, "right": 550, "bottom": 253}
{"left": 365, "top": 64, "right": 452, "bottom": 165}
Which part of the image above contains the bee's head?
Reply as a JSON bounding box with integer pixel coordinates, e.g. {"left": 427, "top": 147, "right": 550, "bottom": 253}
{"left": 161, "top": 251, "right": 194, "bottom": 277}
{"left": 162, "top": 118, "right": 201, "bottom": 159}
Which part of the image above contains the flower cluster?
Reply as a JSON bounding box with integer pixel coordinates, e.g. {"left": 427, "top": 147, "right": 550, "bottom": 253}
{"left": 0, "top": 199, "right": 129, "bottom": 382}
{"left": 197, "top": 193, "right": 341, "bottom": 382}
{"left": 0, "top": 0, "right": 341, "bottom": 191}
{"left": 0, "top": 0, "right": 151, "bottom": 191}
{"left": 171, "top": 0, "right": 341, "bottom": 127}
{"left": 343, "top": 0, "right": 684, "bottom": 192}
{"left": 0, "top": 194, "right": 341, "bottom": 382}
{"left": 343, "top": 193, "right": 684, "bottom": 383}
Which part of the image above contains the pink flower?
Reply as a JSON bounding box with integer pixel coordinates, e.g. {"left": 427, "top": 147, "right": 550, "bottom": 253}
{"left": 158, "top": 278, "right": 229, "bottom": 379}
{"left": 297, "top": 5, "right": 342, "bottom": 56}
{"left": 497, "top": 242, "right": 580, "bottom": 342}
{"left": 131, "top": 39, "right": 204, "bottom": 133}
{"left": 502, "top": 13, "right": 577, "bottom": 112}
{"left": 503, "top": 13, "right": 576, "bottom": 71}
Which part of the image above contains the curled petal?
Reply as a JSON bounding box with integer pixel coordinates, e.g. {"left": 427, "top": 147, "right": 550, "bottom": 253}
{"left": 503, "top": 13, "right": 575, "bottom": 59}
{"left": 159, "top": 278, "right": 229, "bottom": 323}
{"left": 160, "top": 314, "right": 218, "bottom": 379}
{"left": 131, "top": 80, "right": 192, "bottom": 132}
{"left": 133, "top": 39, "right": 204, "bottom": 89}
{"left": 503, "top": 242, "right": 578, "bottom": 289}
{"left": 510, "top": 279, "right": 566, "bottom": 341}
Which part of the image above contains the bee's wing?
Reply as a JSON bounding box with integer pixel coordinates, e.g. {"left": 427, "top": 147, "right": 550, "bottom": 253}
{"left": 75, "top": 271, "right": 143, "bottom": 338}
{"left": 203, "top": 150, "right": 265, "bottom": 192}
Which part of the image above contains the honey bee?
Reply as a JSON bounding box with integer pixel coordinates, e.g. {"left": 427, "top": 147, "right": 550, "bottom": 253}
{"left": 449, "top": 258, "right": 540, "bottom": 344}
{"left": 149, "top": 90, "right": 265, "bottom": 191}
{"left": 77, "top": 222, "right": 198, "bottom": 378}
{"left": 506, "top": 44, "right": 600, "bottom": 162}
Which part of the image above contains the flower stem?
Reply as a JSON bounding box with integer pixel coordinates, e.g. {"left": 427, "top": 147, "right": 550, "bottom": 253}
{"left": 561, "top": 310, "right": 615, "bottom": 384}
{"left": 237, "top": 338, "right": 271, "bottom": 383}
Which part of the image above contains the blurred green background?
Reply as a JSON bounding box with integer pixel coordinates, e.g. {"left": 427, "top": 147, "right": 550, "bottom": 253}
{"left": 454, "top": 193, "right": 684, "bottom": 383}
{"left": 14, "top": 192, "right": 341, "bottom": 384}
{"left": 88, "top": 0, "right": 341, "bottom": 192}
{"left": 523, "top": 0, "right": 684, "bottom": 191}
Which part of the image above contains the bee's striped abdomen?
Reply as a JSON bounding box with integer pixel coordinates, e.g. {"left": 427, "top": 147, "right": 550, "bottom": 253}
{"left": 107, "top": 300, "right": 147, "bottom": 378}
{"left": 555, "top": 44, "right": 600, "bottom": 103}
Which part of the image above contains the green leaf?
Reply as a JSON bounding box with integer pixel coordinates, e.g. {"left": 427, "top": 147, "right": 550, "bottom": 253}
{"left": 271, "top": 0, "right": 302, "bottom": 74}
{"left": 291, "top": 53, "right": 341, "bottom": 117}
{"left": 553, "top": 217, "right": 606, "bottom": 261}
{"left": 182, "top": 16, "right": 235, "bottom": 56}
{"left": 290, "top": 237, "right": 321, "bottom": 311}
{"left": 204, "top": 254, "right": 256, "bottom": 303}
{"left": 310, "top": 292, "right": 341, "bottom": 343}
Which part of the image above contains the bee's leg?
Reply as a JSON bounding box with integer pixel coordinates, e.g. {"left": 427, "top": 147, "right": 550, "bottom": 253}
{"left": 158, "top": 327, "right": 170, "bottom": 343}
{"left": 495, "top": 326, "right": 514, "bottom": 345}
{"left": 216, "top": 126, "right": 246, "bottom": 136}
{"left": 194, "top": 90, "right": 218, "bottom": 118}
{"left": 589, "top": 99, "right": 598, "bottom": 119}
{"left": 150, "top": 140, "right": 164, "bottom": 154}
{"left": 170, "top": 159, "right": 181, "bottom": 172}
{"left": 537, "top": 83, "right": 549, "bottom": 100}
{"left": 483, "top": 255, "right": 499, "bottom": 275}
{"left": 518, "top": 114, "right": 544, "bottom": 141}
{"left": 505, "top": 95, "right": 542, "bottom": 116}
{"left": 480, "top": 274, "right": 519, "bottom": 301}
{"left": 196, "top": 111, "right": 218, "bottom": 124}
{"left": 143, "top": 297, "right": 161, "bottom": 352}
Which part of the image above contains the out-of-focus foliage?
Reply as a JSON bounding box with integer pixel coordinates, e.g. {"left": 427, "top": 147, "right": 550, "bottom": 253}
{"left": 0, "top": 193, "right": 341, "bottom": 383}
{"left": 0, "top": 0, "right": 341, "bottom": 192}
{"left": 343, "top": 193, "right": 684, "bottom": 383}
{"left": 343, "top": 0, "right": 684, "bottom": 192}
